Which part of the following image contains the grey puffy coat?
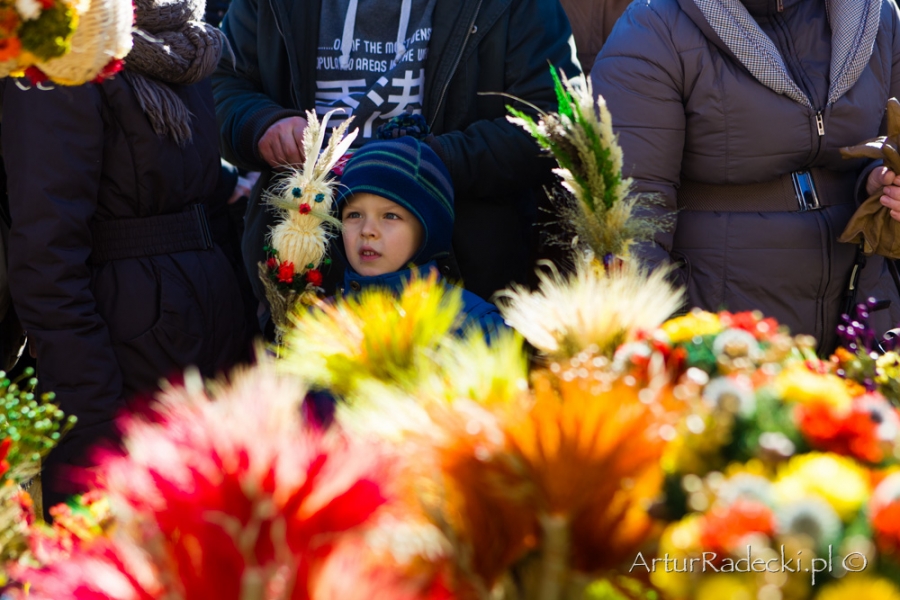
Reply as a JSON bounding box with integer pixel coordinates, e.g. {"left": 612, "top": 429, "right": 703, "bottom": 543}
{"left": 592, "top": 0, "right": 900, "bottom": 352}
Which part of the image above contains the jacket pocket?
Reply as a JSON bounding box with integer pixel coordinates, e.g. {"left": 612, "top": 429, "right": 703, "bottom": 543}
{"left": 112, "top": 265, "right": 204, "bottom": 394}
{"left": 670, "top": 250, "right": 692, "bottom": 287}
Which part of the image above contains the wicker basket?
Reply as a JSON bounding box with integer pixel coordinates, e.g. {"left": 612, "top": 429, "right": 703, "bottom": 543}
{"left": 38, "top": 0, "right": 133, "bottom": 85}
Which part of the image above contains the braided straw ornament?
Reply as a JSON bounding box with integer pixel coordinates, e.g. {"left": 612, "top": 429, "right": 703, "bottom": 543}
{"left": 261, "top": 109, "right": 358, "bottom": 339}
{"left": 266, "top": 110, "right": 358, "bottom": 270}
{"left": 38, "top": 0, "right": 133, "bottom": 85}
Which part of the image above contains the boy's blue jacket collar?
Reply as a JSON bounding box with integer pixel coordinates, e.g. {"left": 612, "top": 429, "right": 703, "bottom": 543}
{"left": 341, "top": 261, "right": 507, "bottom": 338}
{"left": 342, "top": 261, "right": 439, "bottom": 296}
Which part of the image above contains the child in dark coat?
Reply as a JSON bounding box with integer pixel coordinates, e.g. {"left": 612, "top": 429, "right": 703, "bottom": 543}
{"left": 334, "top": 136, "right": 507, "bottom": 338}
{"left": 304, "top": 136, "right": 507, "bottom": 426}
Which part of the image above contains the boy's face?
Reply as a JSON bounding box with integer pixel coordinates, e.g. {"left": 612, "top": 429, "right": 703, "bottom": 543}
{"left": 341, "top": 193, "right": 424, "bottom": 277}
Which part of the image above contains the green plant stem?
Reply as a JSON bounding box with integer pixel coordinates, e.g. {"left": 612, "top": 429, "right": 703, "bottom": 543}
{"left": 534, "top": 513, "right": 570, "bottom": 600}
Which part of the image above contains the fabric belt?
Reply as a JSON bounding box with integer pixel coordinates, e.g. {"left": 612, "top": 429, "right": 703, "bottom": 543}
{"left": 678, "top": 168, "right": 859, "bottom": 212}
{"left": 90, "top": 204, "right": 213, "bottom": 263}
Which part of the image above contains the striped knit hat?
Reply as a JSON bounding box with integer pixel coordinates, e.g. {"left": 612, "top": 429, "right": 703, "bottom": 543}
{"left": 336, "top": 136, "right": 455, "bottom": 266}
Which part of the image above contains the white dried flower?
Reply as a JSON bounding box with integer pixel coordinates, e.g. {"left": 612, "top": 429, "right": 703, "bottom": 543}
{"left": 16, "top": 0, "right": 42, "bottom": 20}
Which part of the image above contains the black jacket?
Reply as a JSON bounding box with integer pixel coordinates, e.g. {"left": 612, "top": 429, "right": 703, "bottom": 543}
{"left": 211, "top": 0, "right": 581, "bottom": 305}
{"left": 2, "top": 77, "right": 248, "bottom": 505}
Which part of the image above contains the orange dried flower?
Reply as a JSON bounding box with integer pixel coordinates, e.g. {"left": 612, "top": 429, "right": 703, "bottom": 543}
{"left": 796, "top": 396, "right": 886, "bottom": 464}
{"left": 423, "top": 401, "right": 537, "bottom": 588}
{"left": 0, "top": 36, "right": 21, "bottom": 62}
{"left": 503, "top": 370, "right": 679, "bottom": 573}
{"left": 873, "top": 500, "right": 900, "bottom": 557}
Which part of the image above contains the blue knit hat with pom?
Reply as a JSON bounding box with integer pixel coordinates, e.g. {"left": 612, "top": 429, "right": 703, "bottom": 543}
{"left": 335, "top": 136, "right": 454, "bottom": 266}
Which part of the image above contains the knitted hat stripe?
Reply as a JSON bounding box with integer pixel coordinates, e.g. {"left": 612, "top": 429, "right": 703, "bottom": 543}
{"left": 417, "top": 159, "right": 453, "bottom": 194}
{"left": 344, "top": 146, "right": 453, "bottom": 202}
{"left": 343, "top": 146, "right": 420, "bottom": 175}
{"left": 342, "top": 157, "right": 453, "bottom": 215}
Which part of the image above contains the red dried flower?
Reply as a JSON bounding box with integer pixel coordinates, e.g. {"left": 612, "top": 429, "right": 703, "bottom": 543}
{"left": 699, "top": 498, "right": 775, "bottom": 561}
{"left": 91, "top": 58, "right": 125, "bottom": 83}
{"left": 36, "top": 0, "right": 54, "bottom": 8}
{"left": 306, "top": 269, "right": 323, "bottom": 287}
{"left": 278, "top": 261, "right": 295, "bottom": 283}
{"left": 23, "top": 369, "right": 393, "bottom": 600}
{"left": 266, "top": 256, "right": 278, "bottom": 270}
{"left": 16, "top": 538, "right": 163, "bottom": 600}
{"left": 299, "top": 203, "right": 312, "bottom": 214}
{"left": 719, "top": 311, "right": 780, "bottom": 340}
{"left": 797, "top": 397, "right": 884, "bottom": 464}
{"left": 0, "top": 437, "right": 10, "bottom": 478}
{"left": 23, "top": 66, "right": 48, "bottom": 86}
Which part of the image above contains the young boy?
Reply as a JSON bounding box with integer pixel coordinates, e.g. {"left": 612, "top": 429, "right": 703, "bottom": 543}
{"left": 334, "top": 136, "right": 506, "bottom": 338}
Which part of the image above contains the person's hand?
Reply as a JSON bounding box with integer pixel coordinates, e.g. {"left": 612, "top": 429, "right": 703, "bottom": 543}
{"left": 868, "top": 166, "right": 900, "bottom": 222}
{"left": 258, "top": 116, "right": 308, "bottom": 168}
{"left": 227, "top": 171, "right": 261, "bottom": 204}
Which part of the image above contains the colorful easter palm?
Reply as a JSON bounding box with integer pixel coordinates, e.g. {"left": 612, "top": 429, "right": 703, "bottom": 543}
{"left": 259, "top": 109, "right": 358, "bottom": 342}
{"left": 502, "top": 67, "right": 683, "bottom": 362}
{"left": 2, "top": 0, "right": 132, "bottom": 85}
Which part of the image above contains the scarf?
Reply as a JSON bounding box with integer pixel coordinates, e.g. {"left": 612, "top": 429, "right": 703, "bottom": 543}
{"left": 692, "top": 0, "right": 882, "bottom": 109}
{"left": 124, "top": 0, "right": 225, "bottom": 145}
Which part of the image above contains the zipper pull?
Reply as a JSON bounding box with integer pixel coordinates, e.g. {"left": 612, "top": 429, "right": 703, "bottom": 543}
{"left": 777, "top": 0, "right": 784, "bottom": 11}
{"left": 815, "top": 112, "right": 825, "bottom": 136}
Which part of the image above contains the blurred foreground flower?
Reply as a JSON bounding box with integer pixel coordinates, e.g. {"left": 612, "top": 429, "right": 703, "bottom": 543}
{"left": 511, "top": 370, "right": 677, "bottom": 578}
{"left": 386, "top": 362, "right": 683, "bottom": 599}
{"left": 812, "top": 576, "right": 900, "bottom": 600}
{"left": 0, "top": 371, "right": 74, "bottom": 586}
{"left": 496, "top": 261, "right": 683, "bottom": 360}
{"left": 775, "top": 452, "right": 869, "bottom": 521}
{"left": 284, "top": 272, "right": 463, "bottom": 400}
{"left": 17, "top": 365, "right": 403, "bottom": 600}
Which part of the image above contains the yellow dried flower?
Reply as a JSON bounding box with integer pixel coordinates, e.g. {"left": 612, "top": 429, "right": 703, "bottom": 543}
{"left": 774, "top": 362, "right": 852, "bottom": 412}
{"left": 661, "top": 310, "right": 723, "bottom": 343}
{"left": 813, "top": 576, "right": 900, "bottom": 600}
{"left": 651, "top": 516, "right": 705, "bottom": 599}
{"left": 876, "top": 352, "right": 900, "bottom": 385}
{"left": 694, "top": 574, "right": 755, "bottom": 600}
{"left": 282, "top": 272, "right": 462, "bottom": 398}
{"left": 775, "top": 453, "right": 870, "bottom": 521}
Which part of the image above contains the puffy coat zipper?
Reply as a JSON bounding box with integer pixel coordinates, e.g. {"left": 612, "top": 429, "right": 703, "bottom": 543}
{"left": 770, "top": 10, "right": 827, "bottom": 155}
{"left": 430, "top": 0, "right": 483, "bottom": 128}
